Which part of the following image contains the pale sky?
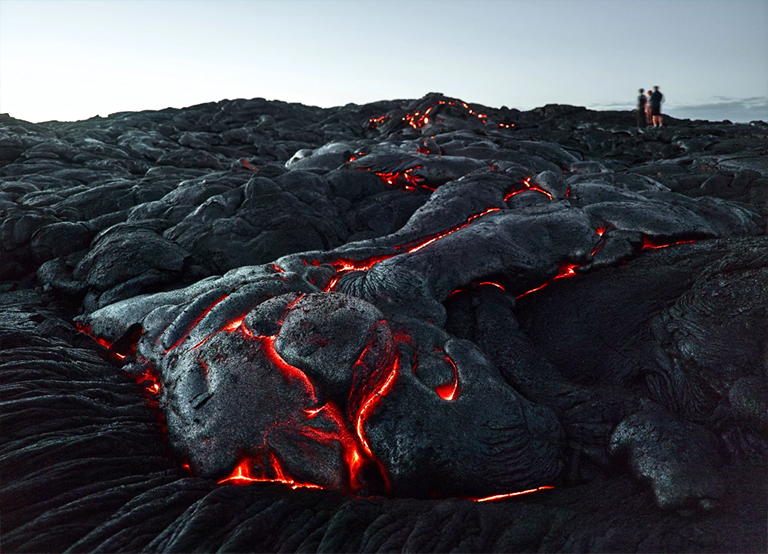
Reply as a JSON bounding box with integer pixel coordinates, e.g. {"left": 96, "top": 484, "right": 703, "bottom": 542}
{"left": 2, "top": 0, "right": 767, "bottom": 123}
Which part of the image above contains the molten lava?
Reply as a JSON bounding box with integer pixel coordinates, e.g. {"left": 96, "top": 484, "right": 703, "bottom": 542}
{"left": 368, "top": 99, "right": 501, "bottom": 131}
{"left": 504, "top": 177, "right": 553, "bottom": 201}
{"left": 374, "top": 166, "right": 435, "bottom": 191}
{"left": 241, "top": 159, "right": 259, "bottom": 172}
{"left": 515, "top": 262, "right": 583, "bottom": 299}
{"left": 641, "top": 237, "right": 697, "bottom": 250}
{"left": 472, "top": 485, "right": 555, "bottom": 502}
{"left": 318, "top": 207, "right": 503, "bottom": 292}
{"left": 355, "top": 354, "right": 400, "bottom": 459}
{"left": 218, "top": 457, "right": 323, "bottom": 490}
{"left": 398, "top": 207, "right": 501, "bottom": 255}
{"left": 434, "top": 354, "right": 460, "bottom": 401}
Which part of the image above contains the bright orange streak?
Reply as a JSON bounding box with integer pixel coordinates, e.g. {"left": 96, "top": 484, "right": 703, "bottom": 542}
{"left": 473, "top": 485, "right": 555, "bottom": 502}
{"left": 476, "top": 282, "right": 506, "bottom": 291}
{"left": 434, "top": 355, "right": 460, "bottom": 401}
{"left": 223, "top": 316, "right": 246, "bottom": 332}
{"left": 641, "top": 237, "right": 697, "bottom": 250}
{"left": 261, "top": 335, "right": 316, "bottom": 398}
{"left": 218, "top": 459, "right": 322, "bottom": 490}
{"left": 167, "top": 294, "right": 229, "bottom": 352}
{"left": 515, "top": 263, "right": 582, "bottom": 299}
{"left": 405, "top": 208, "right": 501, "bottom": 254}
{"left": 241, "top": 160, "right": 258, "bottom": 172}
{"left": 504, "top": 177, "right": 553, "bottom": 201}
{"left": 356, "top": 356, "right": 399, "bottom": 457}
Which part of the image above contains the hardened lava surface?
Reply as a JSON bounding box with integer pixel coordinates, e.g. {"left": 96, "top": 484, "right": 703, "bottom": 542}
{"left": 1, "top": 93, "right": 767, "bottom": 552}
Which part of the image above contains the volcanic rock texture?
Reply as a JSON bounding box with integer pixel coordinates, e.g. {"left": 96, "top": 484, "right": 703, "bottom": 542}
{"left": 1, "top": 93, "right": 767, "bottom": 552}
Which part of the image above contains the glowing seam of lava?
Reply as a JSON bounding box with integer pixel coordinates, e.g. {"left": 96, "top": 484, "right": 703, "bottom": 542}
{"left": 166, "top": 294, "right": 230, "bottom": 352}
{"left": 641, "top": 237, "right": 697, "bottom": 250}
{"left": 504, "top": 177, "right": 553, "bottom": 201}
{"left": 369, "top": 99, "right": 498, "bottom": 131}
{"left": 217, "top": 459, "right": 322, "bottom": 490}
{"left": 355, "top": 356, "right": 400, "bottom": 457}
{"left": 405, "top": 207, "right": 501, "bottom": 254}
{"left": 321, "top": 208, "right": 503, "bottom": 291}
{"left": 373, "top": 166, "right": 436, "bottom": 191}
{"left": 136, "top": 369, "right": 161, "bottom": 394}
{"left": 261, "top": 335, "right": 317, "bottom": 398}
{"left": 472, "top": 485, "right": 555, "bottom": 502}
{"left": 476, "top": 281, "right": 506, "bottom": 291}
{"left": 434, "top": 354, "right": 460, "bottom": 401}
{"left": 515, "top": 263, "right": 582, "bottom": 299}
{"left": 241, "top": 160, "right": 259, "bottom": 172}
{"left": 303, "top": 402, "right": 368, "bottom": 488}
{"left": 76, "top": 323, "right": 113, "bottom": 350}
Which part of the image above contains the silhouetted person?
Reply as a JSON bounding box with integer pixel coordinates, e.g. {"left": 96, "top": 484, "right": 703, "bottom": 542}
{"left": 650, "top": 86, "right": 664, "bottom": 127}
{"left": 636, "top": 88, "right": 647, "bottom": 127}
{"left": 645, "top": 90, "right": 653, "bottom": 125}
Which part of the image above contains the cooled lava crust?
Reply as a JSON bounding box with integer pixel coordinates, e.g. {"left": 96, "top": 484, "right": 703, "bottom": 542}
{"left": 1, "top": 93, "right": 766, "bottom": 552}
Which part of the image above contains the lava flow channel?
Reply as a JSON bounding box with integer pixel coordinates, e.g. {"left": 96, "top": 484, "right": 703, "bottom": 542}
{"left": 218, "top": 454, "right": 323, "bottom": 490}
{"left": 320, "top": 207, "right": 502, "bottom": 292}
{"left": 374, "top": 166, "right": 435, "bottom": 191}
{"left": 641, "top": 236, "right": 698, "bottom": 250}
{"left": 368, "top": 99, "right": 498, "bottom": 131}
{"left": 434, "top": 353, "right": 460, "bottom": 401}
{"left": 504, "top": 177, "right": 553, "bottom": 201}
{"left": 215, "top": 312, "right": 392, "bottom": 492}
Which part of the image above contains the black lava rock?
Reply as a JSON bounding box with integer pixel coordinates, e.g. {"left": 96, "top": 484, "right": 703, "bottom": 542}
{"left": 1, "top": 93, "right": 766, "bottom": 553}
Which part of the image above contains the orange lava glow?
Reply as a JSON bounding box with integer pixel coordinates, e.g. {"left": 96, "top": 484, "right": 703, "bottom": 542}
{"left": 476, "top": 281, "right": 506, "bottom": 291}
{"left": 166, "top": 294, "right": 229, "bottom": 352}
{"left": 504, "top": 177, "right": 553, "bottom": 201}
{"left": 241, "top": 160, "right": 259, "bottom": 172}
{"left": 76, "top": 323, "right": 113, "bottom": 349}
{"left": 400, "top": 207, "right": 501, "bottom": 255}
{"left": 368, "top": 115, "right": 389, "bottom": 129}
{"left": 318, "top": 207, "right": 503, "bottom": 292}
{"left": 434, "top": 354, "right": 460, "bottom": 401}
{"left": 135, "top": 367, "right": 162, "bottom": 395}
{"left": 217, "top": 458, "right": 323, "bottom": 490}
{"left": 261, "top": 335, "right": 317, "bottom": 398}
{"left": 356, "top": 355, "right": 400, "bottom": 458}
{"left": 472, "top": 485, "right": 555, "bottom": 502}
{"left": 374, "top": 166, "right": 435, "bottom": 191}
{"left": 368, "top": 99, "right": 500, "bottom": 132}
{"left": 641, "top": 237, "right": 697, "bottom": 250}
{"left": 516, "top": 262, "right": 583, "bottom": 299}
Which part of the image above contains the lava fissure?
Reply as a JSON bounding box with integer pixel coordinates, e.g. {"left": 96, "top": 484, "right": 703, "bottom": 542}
{"left": 318, "top": 207, "right": 503, "bottom": 292}
{"left": 472, "top": 485, "right": 555, "bottom": 502}
{"left": 504, "top": 177, "right": 553, "bottom": 201}
{"left": 434, "top": 352, "right": 460, "bottom": 401}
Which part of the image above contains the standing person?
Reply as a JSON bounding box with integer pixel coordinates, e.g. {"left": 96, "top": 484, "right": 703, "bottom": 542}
{"left": 645, "top": 90, "right": 653, "bottom": 125}
{"left": 650, "top": 86, "right": 664, "bottom": 127}
{"left": 636, "top": 88, "right": 647, "bottom": 127}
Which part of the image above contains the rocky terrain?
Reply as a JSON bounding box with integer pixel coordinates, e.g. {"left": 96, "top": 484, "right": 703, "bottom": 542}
{"left": 1, "top": 92, "right": 766, "bottom": 552}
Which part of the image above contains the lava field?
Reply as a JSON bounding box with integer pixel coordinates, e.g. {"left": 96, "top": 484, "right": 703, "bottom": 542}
{"left": 1, "top": 93, "right": 766, "bottom": 552}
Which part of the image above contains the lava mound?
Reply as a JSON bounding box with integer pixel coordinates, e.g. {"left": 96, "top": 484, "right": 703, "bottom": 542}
{"left": 1, "top": 93, "right": 766, "bottom": 552}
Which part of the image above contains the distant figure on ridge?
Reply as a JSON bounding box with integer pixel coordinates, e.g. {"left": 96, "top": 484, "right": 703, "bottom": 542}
{"left": 636, "top": 88, "right": 647, "bottom": 127}
{"left": 645, "top": 90, "right": 653, "bottom": 125}
{"left": 650, "top": 86, "right": 664, "bottom": 127}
